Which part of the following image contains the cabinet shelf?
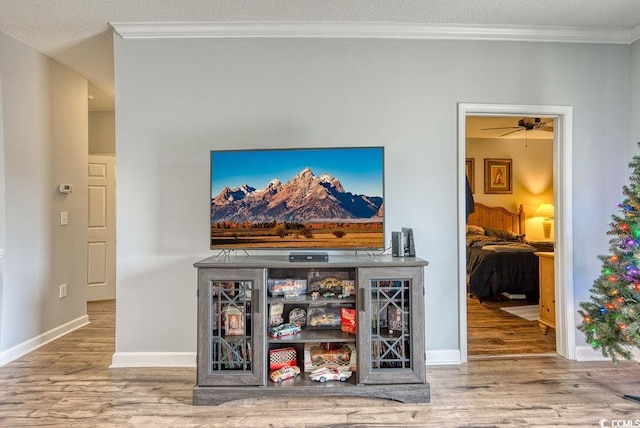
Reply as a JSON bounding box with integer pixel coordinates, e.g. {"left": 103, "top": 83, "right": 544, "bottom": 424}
{"left": 268, "top": 296, "right": 355, "bottom": 305}
{"left": 267, "top": 372, "right": 358, "bottom": 388}
{"left": 194, "top": 255, "right": 430, "bottom": 405}
{"left": 268, "top": 329, "right": 355, "bottom": 344}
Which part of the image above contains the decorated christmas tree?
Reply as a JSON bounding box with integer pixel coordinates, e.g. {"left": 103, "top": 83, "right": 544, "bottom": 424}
{"left": 578, "top": 151, "right": 640, "bottom": 366}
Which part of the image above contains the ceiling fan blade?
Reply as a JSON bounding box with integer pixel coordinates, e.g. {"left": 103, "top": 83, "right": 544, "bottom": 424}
{"left": 481, "top": 126, "right": 521, "bottom": 131}
{"left": 538, "top": 126, "right": 554, "bottom": 132}
{"left": 499, "top": 128, "right": 524, "bottom": 137}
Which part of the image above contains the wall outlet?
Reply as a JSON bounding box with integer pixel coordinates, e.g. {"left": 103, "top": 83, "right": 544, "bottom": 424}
{"left": 60, "top": 212, "right": 68, "bottom": 226}
{"left": 59, "top": 283, "right": 67, "bottom": 298}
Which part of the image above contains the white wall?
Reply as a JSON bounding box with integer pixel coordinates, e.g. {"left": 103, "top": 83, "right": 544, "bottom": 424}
{"left": 113, "top": 36, "right": 629, "bottom": 364}
{"left": 0, "top": 31, "right": 89, "bottom": 364}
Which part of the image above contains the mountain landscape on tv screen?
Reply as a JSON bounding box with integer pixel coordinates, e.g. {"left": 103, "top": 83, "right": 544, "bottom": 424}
{"left": 211, "top": 167, "right": 383, "bottom": 223}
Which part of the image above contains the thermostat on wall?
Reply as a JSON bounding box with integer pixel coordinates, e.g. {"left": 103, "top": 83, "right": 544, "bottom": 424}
{"left": 58, "top": 183, "right": 73, "bottom": 194}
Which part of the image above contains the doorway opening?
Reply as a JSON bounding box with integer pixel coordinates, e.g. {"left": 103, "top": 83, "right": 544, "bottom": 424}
{"left": 87, "top": 110, "right": 116, "bottom": 302}
{"left": 465, "top": 115, "right": 555, "bottom": 358}
{"left": 457, "top": 103, "right": 575, "bottom": 363}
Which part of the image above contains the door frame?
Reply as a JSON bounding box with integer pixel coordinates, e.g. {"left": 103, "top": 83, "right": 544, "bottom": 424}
{"left": 0, "top": 77, "right": 4, "bottom": 345}
{"left": 457, "top": 103, "right": 575, "bottom": 362}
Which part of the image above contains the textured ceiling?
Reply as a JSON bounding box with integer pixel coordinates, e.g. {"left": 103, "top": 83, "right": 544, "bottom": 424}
{"left": 1, "top": 0, "right": 640, "bottom": 111}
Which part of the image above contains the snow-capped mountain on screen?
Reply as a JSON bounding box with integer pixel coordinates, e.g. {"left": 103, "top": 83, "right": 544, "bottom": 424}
{"left": 211, "top": 167, "right": 383, "bottom": 224}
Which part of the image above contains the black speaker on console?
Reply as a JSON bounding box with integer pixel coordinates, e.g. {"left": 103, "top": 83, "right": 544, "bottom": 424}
{"left": 392, "top": 228, "right": 415, "bottom": 257}
{"left": 392, "top": 232, "right": 403, "bottom": 256}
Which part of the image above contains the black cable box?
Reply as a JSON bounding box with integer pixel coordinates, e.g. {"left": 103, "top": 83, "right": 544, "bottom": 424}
{"left": 289, "top": 251, "right": 329, "bottom": 262}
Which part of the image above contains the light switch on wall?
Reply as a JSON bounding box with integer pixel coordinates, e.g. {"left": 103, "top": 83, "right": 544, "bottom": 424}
{"left": 60, "top": 211, "right": 68, "bottom": 225}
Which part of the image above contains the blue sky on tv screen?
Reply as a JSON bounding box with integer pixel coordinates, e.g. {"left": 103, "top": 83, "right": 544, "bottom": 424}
{"left": 211, "top": 147, "right": 384, "bottom": 198}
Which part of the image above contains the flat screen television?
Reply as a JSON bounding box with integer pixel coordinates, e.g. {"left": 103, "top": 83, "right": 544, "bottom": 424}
{"left": 210, "top": 147, "right": 385, "bottom": 250}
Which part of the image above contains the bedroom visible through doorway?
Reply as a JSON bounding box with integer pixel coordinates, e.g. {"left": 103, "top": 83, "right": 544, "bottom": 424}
{"left": 466, "top": 115, "right": 555, "bottom": 358}
{"left": 457, "top": 103, "right": 575, "bottom": 363}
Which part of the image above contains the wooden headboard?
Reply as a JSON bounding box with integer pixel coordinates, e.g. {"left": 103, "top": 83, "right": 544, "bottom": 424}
{"left": 467, "top": 203, "right": 526, "bottom": 235}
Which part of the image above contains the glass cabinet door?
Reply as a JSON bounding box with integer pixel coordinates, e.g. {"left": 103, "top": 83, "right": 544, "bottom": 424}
{"left": 357, "top": 266, "right": 425, "bottom": 384}
{"left": 197, "top": 268, "right": 265, "bottom": 386}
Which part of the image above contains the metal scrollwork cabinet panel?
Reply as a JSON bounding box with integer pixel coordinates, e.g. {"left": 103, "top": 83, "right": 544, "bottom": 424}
{"left": 196, "top": 267, "right": 265, "bottom": 387}
{"left": 357, "top": 266, "right": 426, "bottom": 385}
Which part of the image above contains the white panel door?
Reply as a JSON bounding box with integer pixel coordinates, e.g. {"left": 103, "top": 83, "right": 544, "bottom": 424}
{"left": 87, "top": 155, "right": 116, "bottom": 301}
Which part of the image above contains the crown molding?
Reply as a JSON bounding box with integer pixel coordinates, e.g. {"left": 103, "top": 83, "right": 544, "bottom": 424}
{"left": 630, "top": 23, "right": 640, "bottom": 44}
{"left": 111, "top": 21, "right": 635, "bottom": 45}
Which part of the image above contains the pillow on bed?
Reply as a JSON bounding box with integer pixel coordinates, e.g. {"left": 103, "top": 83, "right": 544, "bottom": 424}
{"left": 466, "top": 235, "right": 502, "bottom": 246}
{"left": 483, "top": 227, "right": 518, "bottom": 241}
{"left": 466, "top": 225, "right": 485, "bottom": 235}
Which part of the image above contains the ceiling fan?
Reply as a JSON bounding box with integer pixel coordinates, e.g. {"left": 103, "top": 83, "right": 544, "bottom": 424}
{"left": 481, "top": 117, "right": 554, "bottom": 137}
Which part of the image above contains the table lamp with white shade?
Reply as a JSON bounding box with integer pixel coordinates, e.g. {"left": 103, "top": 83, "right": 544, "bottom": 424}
{"left": 535, "top": 203, "right": 554, "bottom": 240}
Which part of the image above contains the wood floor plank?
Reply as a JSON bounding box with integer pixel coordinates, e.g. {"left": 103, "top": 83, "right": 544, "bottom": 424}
{"left": 0, "top": 300, "right": 638, "bottom": 426}
{"left": 467, "top": 295, "right": 557, "bottom": 357}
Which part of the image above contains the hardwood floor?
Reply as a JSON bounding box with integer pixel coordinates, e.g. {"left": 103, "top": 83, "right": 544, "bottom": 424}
{"left": 0, "top": 300, "right": 639, "bottom": 427}
{"left": 467, "top": 295, "right": 556, "bottom": 358}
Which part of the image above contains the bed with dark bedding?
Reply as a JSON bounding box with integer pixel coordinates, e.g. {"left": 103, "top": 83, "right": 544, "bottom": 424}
{"left": 466, "top": 203, "right": 549, "bottom": 302}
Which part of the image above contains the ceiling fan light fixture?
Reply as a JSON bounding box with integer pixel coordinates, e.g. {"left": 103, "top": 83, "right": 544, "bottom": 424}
{"left": 480, "top": 117, "right": 554, "bottom": 137}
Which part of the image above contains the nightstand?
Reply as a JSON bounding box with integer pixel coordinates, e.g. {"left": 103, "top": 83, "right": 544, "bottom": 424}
{"left": 535, "top": 252, "right": 555, "bottom": 334}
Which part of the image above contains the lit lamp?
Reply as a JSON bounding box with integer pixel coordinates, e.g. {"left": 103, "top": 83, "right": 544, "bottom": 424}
{"left": 534, "top": 203, "right": 555, "bottom": 240}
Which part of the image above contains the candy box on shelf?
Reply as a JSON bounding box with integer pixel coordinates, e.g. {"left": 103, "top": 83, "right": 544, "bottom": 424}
{"left": 269, "top": 347, "right": 297, "bottom": 370}
{"left": 267, "top": 278, "right": 307, "bottom": 297}
{"left": 306, "top": 305, "right": 343, "bottom": 329}
{"left": 308, "top": 273, "right": 350, "bottom": 294}
{"left": 269, "top": 303, "right": 284, "bottom": 327}
{"left": 341, "top": 280, "right": 356, "bottom": 296}
{"left": 304, "top": 342, "right": 356, "bottom": 372}
{"left": 341, "top": 307, "right": 356, "bottom": 335}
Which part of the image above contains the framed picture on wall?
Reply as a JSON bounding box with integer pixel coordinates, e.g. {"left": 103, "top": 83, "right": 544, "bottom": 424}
{"left": 484, "top": 158, "right": 512, "bottom": 194}
{"left": 465, "top": 158, "right": 475, "bottom": 193}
